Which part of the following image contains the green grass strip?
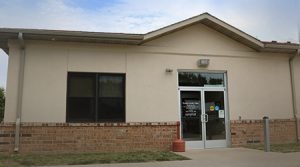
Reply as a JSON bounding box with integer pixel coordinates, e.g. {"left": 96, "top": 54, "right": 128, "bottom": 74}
{"left": 246, "top": 143, "right": 300, "bottom": 153}
{"left": 0, "top": 151, "right": 189, "bottom": 166}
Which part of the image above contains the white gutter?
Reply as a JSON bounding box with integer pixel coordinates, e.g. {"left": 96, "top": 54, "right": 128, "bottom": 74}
{"left": 14, "top": 32, "right": 25, "bottom": 152}
{"left": 289, "top": 48, "right": 300, "bottom": 142}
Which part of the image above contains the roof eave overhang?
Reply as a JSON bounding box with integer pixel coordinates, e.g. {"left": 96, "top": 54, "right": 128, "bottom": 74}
{"left": 261, "top": 42, "right": 300, "bottom": 53}
{"left": 0, "top": 29, "right": 144, "bottom": 54}
{"left": 0, "top": 31, "right": 18, "bottom": 54}
{"left": 24, "top": 33, "right": 143, "bottom": 45}
{"left": 0, "top": 13, "right": 299, "bottom": 55}
{"left": 0, "top": 41, "right": 9, "bottom": 54}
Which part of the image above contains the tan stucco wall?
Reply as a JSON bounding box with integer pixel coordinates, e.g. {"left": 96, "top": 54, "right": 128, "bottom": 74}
{"left": 4, "top": 41, "right": 21, "bottom": 121}
{"left": 21, "top": 43, "right": 69, "bottom": 122}
{"left": 293, "top": 56, "right": 300, "bottom": 121}
{"left": 4, "top": 23, "right": 295, "bottom": 122}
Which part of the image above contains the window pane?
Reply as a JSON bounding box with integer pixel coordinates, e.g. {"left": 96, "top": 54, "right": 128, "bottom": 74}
{"left": 98, "top": 98, "right": 125, "bottom": 122}
{"left": 202, "top": 73, "right": 224, "bottom": 86}
{"left": 181, "top": 91, "right": 202, "bottom": 141}
{"left": 69, "top": 75, "right": 95, "bottom": 97}
{"left": 205, "top": 91, "right": 225, "bottom": 140}
{"left": 179, "top": 72, "right": 224, "bottom": 87}
{"left": 67, "top": 72, "right": 125, "bottom": 123}
{"left": 68, "top": 98, "right": 95, "bottom": 122}
{"left": 68, "top": 73, "right": 96, "bottom": 122}
{"left": 99, "top": 75, "right": 124, "bottom": 97}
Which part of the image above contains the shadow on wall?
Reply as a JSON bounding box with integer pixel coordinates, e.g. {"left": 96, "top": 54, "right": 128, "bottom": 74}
{"left": 0, "top": 87, "right": 4, "bottom": 122}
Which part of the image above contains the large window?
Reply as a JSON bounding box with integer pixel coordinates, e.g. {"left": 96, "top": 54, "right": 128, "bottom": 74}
{"left": 67, "top": 72, "right": 125, "bottom": 123}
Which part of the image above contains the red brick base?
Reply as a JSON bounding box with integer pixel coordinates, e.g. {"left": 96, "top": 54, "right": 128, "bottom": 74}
{"left": 0, "top": 122, "right": 177, "bottom": 154}
{"left": 231, "top": 119, "right": 297, "bottom": 147}
{"left": 1, "top": 119, "right": 297, "bottom": 153}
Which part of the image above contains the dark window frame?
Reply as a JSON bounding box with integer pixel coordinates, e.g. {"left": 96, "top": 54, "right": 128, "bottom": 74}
{"left": 66, "top": 72, "right": 126, "bottom": 123}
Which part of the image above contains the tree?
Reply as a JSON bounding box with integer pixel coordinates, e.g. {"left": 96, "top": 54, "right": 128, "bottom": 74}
{"left": 0, "top": 87, "right": 5, "bottom": 122}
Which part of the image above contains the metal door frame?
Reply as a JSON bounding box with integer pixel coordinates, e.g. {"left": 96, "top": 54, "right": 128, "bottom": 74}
{"left": 202, "top": 88, "right": 227, "bottom": 148}
{"left": 179, "top": 88, "right": 205, "bottom": 149}
{"left": 177, "top": 71, "right": 230, "bottom": 149}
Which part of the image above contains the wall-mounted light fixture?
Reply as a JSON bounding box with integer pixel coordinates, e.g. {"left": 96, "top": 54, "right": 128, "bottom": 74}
{"left": 198, "top": 59, "right": 210, "bottom": 67}
{"left": 165, "top": 68, "right": 173, "bottom": 73}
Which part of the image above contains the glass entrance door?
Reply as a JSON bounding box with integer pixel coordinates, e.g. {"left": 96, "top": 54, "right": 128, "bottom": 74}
{"left": 180, "top": 89, "right": 227, "bottom": 149}
{"left": 204, "top": 90, "right": 227, "bottom": 148}
{"left": 180, "top": 90, "right": 204, "bottom": 149}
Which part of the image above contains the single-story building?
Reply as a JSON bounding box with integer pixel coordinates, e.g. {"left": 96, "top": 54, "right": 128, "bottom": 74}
{"left": 0, "top": 13, "right": 299, "bottom": 153}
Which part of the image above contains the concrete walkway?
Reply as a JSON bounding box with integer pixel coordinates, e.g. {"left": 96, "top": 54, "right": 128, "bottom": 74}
{"left": 43, "top": 148, "right": 300, "bottom": 167}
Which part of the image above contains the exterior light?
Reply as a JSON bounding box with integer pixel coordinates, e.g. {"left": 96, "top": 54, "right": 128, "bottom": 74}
{"left": 198, "top": 59, "right": 210, "bottom": 67}
{"left": 165, "top": 68, "right": 173, "bottom": 73}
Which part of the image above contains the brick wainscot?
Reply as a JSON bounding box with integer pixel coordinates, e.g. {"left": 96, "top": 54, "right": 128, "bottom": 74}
{"left": 0, "top": 119, "right": 297, "bottom": 153}
{"left": 0, "top": 122, "right": 177, "bottom": 153}
{"left": 231, "top": 119, "right": 297, "bottom": 147}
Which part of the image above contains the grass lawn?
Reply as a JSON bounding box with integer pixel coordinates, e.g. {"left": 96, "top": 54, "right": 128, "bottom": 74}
{"left": 246, "top": 143, "right": 300, "bottom": 153}
{"left": 0, "top": 151, "right": 189, "bottom": 167}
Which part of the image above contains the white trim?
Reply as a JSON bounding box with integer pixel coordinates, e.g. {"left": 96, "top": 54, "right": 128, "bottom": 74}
{"left": 224, "top": 72, "right": 232, "bottom": 147}
{"left": 144, "top": 14, "right": 207, "bottom": 40}
{"left": 178, "top": 69, "right": 227, "bottom": 73}
{"left": 206, "top": 15, "right": 264, "bottom": 47}
{"left": 176, "top": 71, "right": 182, "bottom": 139}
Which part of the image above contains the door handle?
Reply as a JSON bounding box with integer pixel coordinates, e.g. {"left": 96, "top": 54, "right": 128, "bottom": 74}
{"left": 205, "top": 114, "right": 208, "bottom": 122}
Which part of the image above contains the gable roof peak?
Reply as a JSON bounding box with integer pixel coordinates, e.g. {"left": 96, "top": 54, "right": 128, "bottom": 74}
{"left": 144, "top": 12, "right": 264, "bottom": 50}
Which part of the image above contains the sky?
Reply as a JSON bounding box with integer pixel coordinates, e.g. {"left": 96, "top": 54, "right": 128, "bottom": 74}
{"left": 0, "top": 0, "right": 299, "bottom": 88}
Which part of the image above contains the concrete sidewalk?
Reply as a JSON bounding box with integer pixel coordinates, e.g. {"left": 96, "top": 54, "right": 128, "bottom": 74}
{"left": 43, "top": 148, "right": 300, "bottom": 167}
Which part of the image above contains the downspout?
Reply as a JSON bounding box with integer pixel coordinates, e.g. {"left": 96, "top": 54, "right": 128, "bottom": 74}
{"left": 289, "top": 48, "right": 300, "bottom": 142}
{"left": 14, "top": 32, "right": 25, "bottom": 152}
